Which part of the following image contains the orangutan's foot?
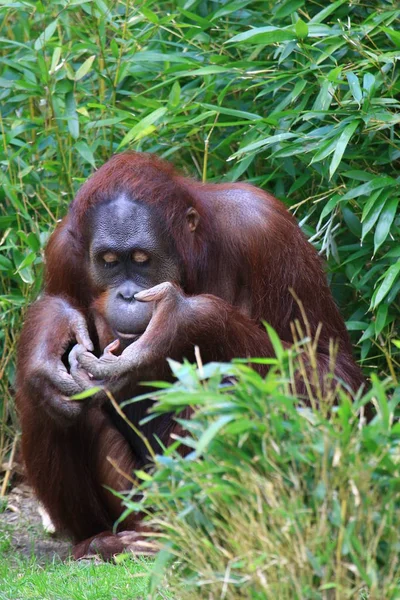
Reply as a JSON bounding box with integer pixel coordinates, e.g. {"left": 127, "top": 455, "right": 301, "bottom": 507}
{"left": 73, "top": 530, "right": 158, "bottom": 560}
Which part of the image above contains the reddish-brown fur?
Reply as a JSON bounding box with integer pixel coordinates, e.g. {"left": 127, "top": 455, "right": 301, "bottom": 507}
{"left": 16, "top": 151, "right": 364, "bottom": 557}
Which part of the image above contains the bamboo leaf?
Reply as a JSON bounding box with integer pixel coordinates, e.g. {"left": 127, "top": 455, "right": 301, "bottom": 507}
{"left": 118, "top": 107, "right": 167, "bottom": 148}
{"left": 196, "top": 415, "right": 233, "bottom": 456}
{"left": 343, "top": 177, "right": 396, "bottom": 200}
{"left": 312, "top": 80, "right": 335, "bottom": 112}
{"left": 310, "top": 0, "right": 347, "bottom": 23}
{"left": 374, "top": 197, "right": 399, "bottom": 254}
{"left": 342, "top": 206, "right": 361, "bottom": 237}
{"left": 168, "top": 81, "right": 181, "bottom": 108}
{"left": 358, "top": 322, "right": 375, "bottom": 344}
{"left": 15, "top": 252, "right": 36, "bottom": 272}
{"left": 371, "top": 261, "right": 400, "bottom": 309}
{"left": 275, "top": 0, "right": 304, "bottom": 19}
{"left": 310, "top": 136, "right": 338, "bottom": 164}
{"left": 329, "top": 120, "right": 359, "bottom": 178}
{"left": 65, "top": 91, "right": 79, "bottom": 139}
{"left": 34, "top": 19, "right": 58, "bottom": 51}
{"left": 361, "top": 196, "right": 386, "bottom": 241}
{"left": 228, "top": 26, "right": 296, "bottom": 45}
{"left": 230, "top": 132, "right": 297, "bottom": 158}
{"left": 201, "top": 103, "right": 263, "bottom": 121}
{"left": 0, "top": 255, "right": 13, "bottom": 271}
{"left": 375, "top": 303, "right": 388, "bottom": 337}
{"left": 361, "top": 189, "right": 384, "bottom": 222}
{"left": 75, "top": 55, "right": 96, "bottom": 81}
{"left": 75, "top": 141, "right": 96, "bottom": 168}
{"left": 264, "top": 322, "right": 284, "bottom": 361}
{"left": 49, "top": 46, "right": 61, "bottom": 74}
{"left": 295, "top": 19, "right": 308, "bottom": 40}
{"left": 71, "top": 387, "right": 102, "bottom": 400}
{"left": 212, "top": 2, "right": 253, "bottom": 21}
{"left": 381, "top": 26, "right": 400, "bottom": 48}
{"left": 346, "top": 72, "right": 363, "bottom": 105}
{"left": 363, "top": 73, "right": 375, "bottom": 94}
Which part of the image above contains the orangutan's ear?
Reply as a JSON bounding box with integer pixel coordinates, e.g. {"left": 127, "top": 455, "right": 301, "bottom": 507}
{"left": 186, "top": 207, "right": 200, "bottom": 233}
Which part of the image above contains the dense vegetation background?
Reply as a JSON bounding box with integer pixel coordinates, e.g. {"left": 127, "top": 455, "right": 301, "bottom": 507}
{"left": 0, "top": 0, "right": 399, "bottom": 597}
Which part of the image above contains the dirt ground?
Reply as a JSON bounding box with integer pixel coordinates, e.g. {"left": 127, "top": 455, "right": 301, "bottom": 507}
{"left": 0, "top": 484, "right": 71, "bottom": 562}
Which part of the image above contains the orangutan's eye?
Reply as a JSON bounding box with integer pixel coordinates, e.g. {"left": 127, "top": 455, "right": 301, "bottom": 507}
{"left": 132, "top": 250, "right": 149, "bottom": 264}
{"left": 102, "top": 251, "right": 119, "bottom": 266}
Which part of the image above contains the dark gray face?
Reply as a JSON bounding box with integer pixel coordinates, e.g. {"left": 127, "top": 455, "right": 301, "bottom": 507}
{"left": 89, "top": 195, "right": 181, "bottom": 345}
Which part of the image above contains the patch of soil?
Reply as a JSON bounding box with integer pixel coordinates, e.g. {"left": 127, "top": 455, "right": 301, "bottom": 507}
{"left": 0, "top": 484, "right": 71, "bottom": 562}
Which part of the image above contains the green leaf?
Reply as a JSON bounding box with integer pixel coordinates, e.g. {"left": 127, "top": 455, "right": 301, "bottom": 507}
{"left": 346, "top": 72, "right": 363, "bottom": 105}
{"left": 49, "top": 46, "right": 61, "bottom": 74}
{"left": 131, "top": 51, "right": 193, "bottom": 64}
{"left": 375, "top": 303, "right": 388, "bottom": 337}
{"left": 15, "top": 251, "right": 36, "bottom": 272}
{"left": 346, "top": 321, "right": 368, "bottom": 331}
{"left": 196, "top": 415, "right": 233, "bottom": 456}
{"left": 371, "top": 261, "right": 400, "bottom": 309}
{"left": 328, "top": 66, "right": 342, "bottom": 82}
{"left": 228, "top": 26, "right": 296, "bottom": 45}
{"left": 168, "top": 81, "right": 181, "bottom": 108}
{"left": 34, "top": 19, "right": 58, "bottom": 51}
{"left": 212, "top": 1, "right": 253, "bottom": 21}
{"left": 18, "top": 231, "right": 40, "bottom": 252}
{"left": 329, "top": 120, "right": 359, "bottom": 179}
{"left": 312, "top": 80, "right": 335, "bottom": 112}
{"left": 358, "top": 322, "right": 374, "bottom": 344}
{"left": 181, "top": 66, "right": 231, "bottom": 76}
{"left": 363, "top": 73, "right": 375, "bottom": 94}
{"left": 201, "top": 103, "right": 263, "bottom": 121}
{"left": 309, "top": 0, "right": 347, "bottom": 23}
{"left": 141, "top": 7, "right": 159, "bottom": 23}
{"left": 71, "top": 387, "right": 102, "bottom": 400}
{"left": 381, "top": 26, "right": 400, "bottom": 49}
{"left": 134, "top": 470, "right": 153, "bottom": 481}
{"left": 230, "top": 132, "right": 297, "bottom": 158}
{"left": 148, "top": 548, "right": 174, "bottom": 594}
{"left": 342, "top": 206, "right": 361, "bottom": 237}
{"left": 94, "top": 0, "right": 108, "bottom": 15}
{"left": 319, "top": 194, "right": 342, "bottom": 221}
{"left": 17, "top": 266, "right": 34, "bottom": 285}
{"left": 0, "top": 174, "right": 27, "bottom": 216}
{"left": 275, "top": 0, "right": 304, "bottom": 19}
{"left": 264, "top": 322, "right": 284, "bottom": 361}
{"left": 295, "top": 19, "right": 308, "bottom": 40}
{"left": 387, "top": 284, "right": 400, "bottom": 320}
{"left": 180, "top": 9, "right": 210, "bottom": 28}
{"left": 311, "top": 136, "right": 339, "bottom": 164}
{"left": 75, "top": 55, "right": 96, "bottom": 81}
{"left": 75, "top": 140, "right": 96, "bottom": 168}
{"left": 110, "top": 38, "right": 119, "bottom": 58}
{"left": 343, "top": 177, "right": 397, "bottom": 200}
{"left": 374, "top": 197, "right": 399, "bottom": 254}
{"left": 119, "top": 107, "right": 167, "bottom": 148}
{"left": 361, "top": 189, "right": 384, "bottom": 222}
{"left": 343, "top": 170, "right": 375, "bottom": 182}
{"left": 65, "top": 91, "right": 79, "bottom": 139}
{"left": 0, "top": 255, "right": 13, "bottom": 271}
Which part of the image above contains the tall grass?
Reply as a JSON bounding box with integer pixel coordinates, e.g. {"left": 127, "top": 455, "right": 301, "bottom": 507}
{"left": 122, "top": 345, "right": 400, "bottom": 599}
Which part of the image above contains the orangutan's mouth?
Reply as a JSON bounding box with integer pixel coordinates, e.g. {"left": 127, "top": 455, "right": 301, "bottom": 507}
{"left": 115, "top": 331, "right": 142, "bottom": 341}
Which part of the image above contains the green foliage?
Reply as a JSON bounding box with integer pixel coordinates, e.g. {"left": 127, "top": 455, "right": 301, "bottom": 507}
{"left": 125, "top": 358, "right": 400, "bottom": 599}
{"left": 0, "top": 0, "right": 398, "bottom": 486}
